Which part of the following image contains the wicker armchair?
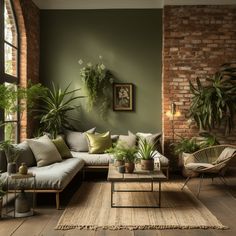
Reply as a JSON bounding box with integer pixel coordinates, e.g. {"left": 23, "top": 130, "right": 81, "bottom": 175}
{"left": 181, "top": 145, "right": 236, "bottom": 196}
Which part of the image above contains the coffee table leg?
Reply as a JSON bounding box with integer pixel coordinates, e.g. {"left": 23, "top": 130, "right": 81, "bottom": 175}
{"left": 111, "top": 182, "right": 114, "bottom": 208}
{"left": 159, "top": 181, "right": 161, "bottom": 207}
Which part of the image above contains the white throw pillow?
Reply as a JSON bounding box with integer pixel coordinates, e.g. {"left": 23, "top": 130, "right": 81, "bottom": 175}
{"left": 27, "top": 135, "right": 62, "bottom": 167}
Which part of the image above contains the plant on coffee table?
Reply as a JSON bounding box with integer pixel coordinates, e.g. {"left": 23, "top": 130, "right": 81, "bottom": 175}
{"left": 138, "top": 138, "right": 156, "bottom": 171}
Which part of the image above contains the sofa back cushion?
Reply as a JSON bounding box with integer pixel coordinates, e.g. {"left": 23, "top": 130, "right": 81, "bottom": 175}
{"left": 117, "top": 131, "right": 137, "bottom": 148}
{"left": 27, "top": 135, "right": 62, "bottom": 167}
{"left": 65, "top": 127, "right": 96, "bottom": 152}
{"left": 86, "top": 131, "right": 112, "bottom": 154}
{"left": 16, "top": 141, "right": 36, "bottom": 167}
{"left": 136, "top": 132, "right": 162, "bottom": 153}
{"left": 52, "top": 136, "right": 73, "bottom": 159}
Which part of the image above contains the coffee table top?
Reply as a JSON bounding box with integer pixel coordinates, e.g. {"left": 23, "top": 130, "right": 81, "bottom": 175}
{"left": 107, "top": 164, "right": 167, "bottom": 182}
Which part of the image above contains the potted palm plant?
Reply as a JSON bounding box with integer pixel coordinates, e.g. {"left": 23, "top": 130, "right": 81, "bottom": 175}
{"left": 138, "top": 139, "right": 156, "bottom": 171}
{"left": 35, "top": 83, "right": 84, "bottom": 139}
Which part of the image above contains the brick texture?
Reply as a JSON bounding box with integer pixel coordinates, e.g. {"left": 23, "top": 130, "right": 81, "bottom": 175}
{"left": 163, "top": 5, "right": 236, "bottom": 155}
{"left": 13, "top": 0, "right": 40, "bottom": 140}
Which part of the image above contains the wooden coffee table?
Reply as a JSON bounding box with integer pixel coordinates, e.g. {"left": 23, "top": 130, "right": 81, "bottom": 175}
{"left": 107, "top": 164, "right": 167, "bottom": 208}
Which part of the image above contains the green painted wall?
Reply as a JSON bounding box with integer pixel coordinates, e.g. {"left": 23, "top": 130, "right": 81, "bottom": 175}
{"left": 40, "top": 9, "right": 162, "bottom": 134}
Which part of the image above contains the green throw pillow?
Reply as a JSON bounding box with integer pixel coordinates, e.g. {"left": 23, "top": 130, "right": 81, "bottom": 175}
{"left": 86, "top": 132, "right": 112, "bottom": 154}
{"left": 52, "top": 136, "right": 73, "bottom": 159}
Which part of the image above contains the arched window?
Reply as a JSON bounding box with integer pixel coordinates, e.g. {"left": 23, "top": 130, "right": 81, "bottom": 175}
{"left": 0, "top": 0, "right": 19, "bottom": 143}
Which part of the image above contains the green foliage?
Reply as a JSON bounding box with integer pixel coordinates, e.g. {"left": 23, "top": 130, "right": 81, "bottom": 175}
{"left": 198, "top": 133, "right": 220, "bottom": 149}
{"left": 173, "top": 137, "right": 200, "bottom": 155}
{"left": 105, "top": 144, "right": 137, "bottom": 162}
{"left": 79, "top": 58, "right": 113, "bottom": 116}
{"left": 0, "top": 82, "right": 47, "bottom": 143}
{"left": 138, "top": 138, "right": 156, "bottom": 160}
{"left": 0, "top": 140, "right": 20, "bottom": 163}
{"left": 35, "top": 83, "right": 84, "bottom": 139}
{"left": 188, "top": 62, "right": 236, "bottom": 135}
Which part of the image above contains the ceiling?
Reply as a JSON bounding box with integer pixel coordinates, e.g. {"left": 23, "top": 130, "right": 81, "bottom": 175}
{"left": 32, "top": 0, "right": 236, "bottom": 9}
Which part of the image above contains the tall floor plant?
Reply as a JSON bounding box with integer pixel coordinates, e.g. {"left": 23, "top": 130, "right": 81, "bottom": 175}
{"left": 35, "top": 83, "right": 84, "bottom": 138}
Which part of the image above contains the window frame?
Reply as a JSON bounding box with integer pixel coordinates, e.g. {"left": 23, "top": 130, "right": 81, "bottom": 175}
{"left": 0, "top": 0, "right": 20, "bottom": 143}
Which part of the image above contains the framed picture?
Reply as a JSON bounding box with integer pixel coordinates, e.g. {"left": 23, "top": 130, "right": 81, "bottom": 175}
{"left": 113, "top": 83, "right": 134, "bottom": 111}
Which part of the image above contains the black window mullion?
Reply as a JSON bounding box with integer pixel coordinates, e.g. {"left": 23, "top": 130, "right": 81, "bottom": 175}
{"left": 0, "top": 0, "right": 20, "bottom": 143}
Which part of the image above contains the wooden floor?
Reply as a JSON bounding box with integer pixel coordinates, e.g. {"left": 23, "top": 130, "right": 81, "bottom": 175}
{"left": 0, "top": 169, "right": 235, "bottom": 236}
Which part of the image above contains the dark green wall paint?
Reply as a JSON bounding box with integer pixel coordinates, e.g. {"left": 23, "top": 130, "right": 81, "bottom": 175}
{"left": 40, "top": 9, "right": 162, "bottom": 134}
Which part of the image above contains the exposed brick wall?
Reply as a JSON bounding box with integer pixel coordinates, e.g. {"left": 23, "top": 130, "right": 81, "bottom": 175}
{"left": 13, "top": 0, "right": 40, "bottom": 140}
{"left": 163, "top": 5, "right": 236, "bottom": 155}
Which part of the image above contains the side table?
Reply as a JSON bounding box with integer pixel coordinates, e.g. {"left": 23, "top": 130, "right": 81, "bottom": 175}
{"left": 6, "top": 172, "right": 36, "bottom": 218}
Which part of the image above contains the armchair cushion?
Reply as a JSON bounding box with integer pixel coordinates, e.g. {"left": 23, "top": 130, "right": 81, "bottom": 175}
{"left": 213, "top": 147, "right": 236, "bottom": 164}
{"left": 185, "top": 163, "right": 214, "bottom": 171}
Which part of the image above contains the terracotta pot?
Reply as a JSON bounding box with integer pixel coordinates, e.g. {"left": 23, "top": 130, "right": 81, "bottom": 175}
{"left": 115, "top": 160, "right": 125, "bottom": 167}
{"left": 125, "top": 162, "right": 135, "bottom": 173}
{"left": 141, "top": 159, "right": 154, "bottom": 171}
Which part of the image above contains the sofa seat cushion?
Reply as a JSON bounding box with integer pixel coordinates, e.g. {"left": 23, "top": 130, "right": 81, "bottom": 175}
{"left": 1, "top": 157, "right": 85, "bottom": 190}
{"left": 71, "top": 151, "right": 111, "bottom": 166}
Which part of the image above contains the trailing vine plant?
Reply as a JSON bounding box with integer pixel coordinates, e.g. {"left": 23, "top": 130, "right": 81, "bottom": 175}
{"left": 78, "top": 56, "right": 113, "bottom": 117}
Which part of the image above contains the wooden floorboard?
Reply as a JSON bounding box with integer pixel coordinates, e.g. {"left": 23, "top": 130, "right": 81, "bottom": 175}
{"left": 0, "top": 170, "right": 235, "bottom": 236}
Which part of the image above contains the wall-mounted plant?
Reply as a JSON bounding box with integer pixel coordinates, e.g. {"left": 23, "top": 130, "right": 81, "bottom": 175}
{"left": 188, "top": 62, "right": 236, "bottom": 135}
{"left": 78, "top": 56, "right": 113, "bottom": 117}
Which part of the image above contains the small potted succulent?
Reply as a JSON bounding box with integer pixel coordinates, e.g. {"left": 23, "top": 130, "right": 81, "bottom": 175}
{"left": 138, "top": 139, "right": 156, "bottom": 171}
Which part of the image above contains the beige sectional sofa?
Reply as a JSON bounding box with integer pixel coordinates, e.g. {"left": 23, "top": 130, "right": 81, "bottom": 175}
{"left": 0, "top": 132, "right": 169, "bottom": 209}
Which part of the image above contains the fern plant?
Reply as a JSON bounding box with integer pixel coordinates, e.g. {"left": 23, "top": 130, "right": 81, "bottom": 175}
{"left": 35, "top": 83, "right": 84, "bottom": 139}
{"left": 79, "top": 58, "right": 113, "bottom": 116}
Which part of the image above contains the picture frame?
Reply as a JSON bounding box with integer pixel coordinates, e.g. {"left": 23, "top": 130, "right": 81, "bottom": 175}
{"left": 113, "top": 83, "right": 134, "bottom": 111}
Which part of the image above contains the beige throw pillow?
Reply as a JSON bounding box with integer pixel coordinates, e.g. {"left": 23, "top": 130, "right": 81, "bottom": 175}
{"left": 117, "top": 131, "right": 137, "bottom": 148}
{"left": 65, "top": 127, "right": 96, "bottom": 152}
{"left": 27, "top": 135, "right": 62, "bottom": 167}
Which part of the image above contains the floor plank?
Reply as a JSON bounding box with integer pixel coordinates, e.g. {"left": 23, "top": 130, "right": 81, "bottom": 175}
{"left": 0, "top": 170, "right": 235, "bottom": 236}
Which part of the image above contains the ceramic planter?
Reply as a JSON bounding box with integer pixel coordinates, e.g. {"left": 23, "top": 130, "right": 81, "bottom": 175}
{"left": 125, "top": 162, "right": 135, "bottom": 173}
{"left": 141, "top": 159, "right": 154, "bottom": 171}
{"left": 7, "top": 162, "right": 17, "bottom": 175}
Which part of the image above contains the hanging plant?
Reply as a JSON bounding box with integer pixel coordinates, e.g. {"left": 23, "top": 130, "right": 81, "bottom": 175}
{"left": 78, "top": 56, "right": 113, "bottom": 116}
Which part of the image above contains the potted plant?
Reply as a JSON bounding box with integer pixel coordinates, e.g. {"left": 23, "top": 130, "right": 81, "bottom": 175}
{"left": 173, "top": 137, "right": 200, "bottom": 167}
{"left": 0, "top": 141, "right": 20, "bottom": 174}
{"left": 106, "top": 145, "right": 125, "bottom": 167}
{"left": 138, "top": 139, "right": 156, "bottom": 171}
{"left": 34, "top": 83, "right": 84, "bottom": 139}
{"left": 122, "top": 147, "right": 137, "bottom": 173}
{"left": 173, "top": 134, "right": 219, "bottom": 176}
{"left": 0, "top": 172, "right": 6, "bottom": 219}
